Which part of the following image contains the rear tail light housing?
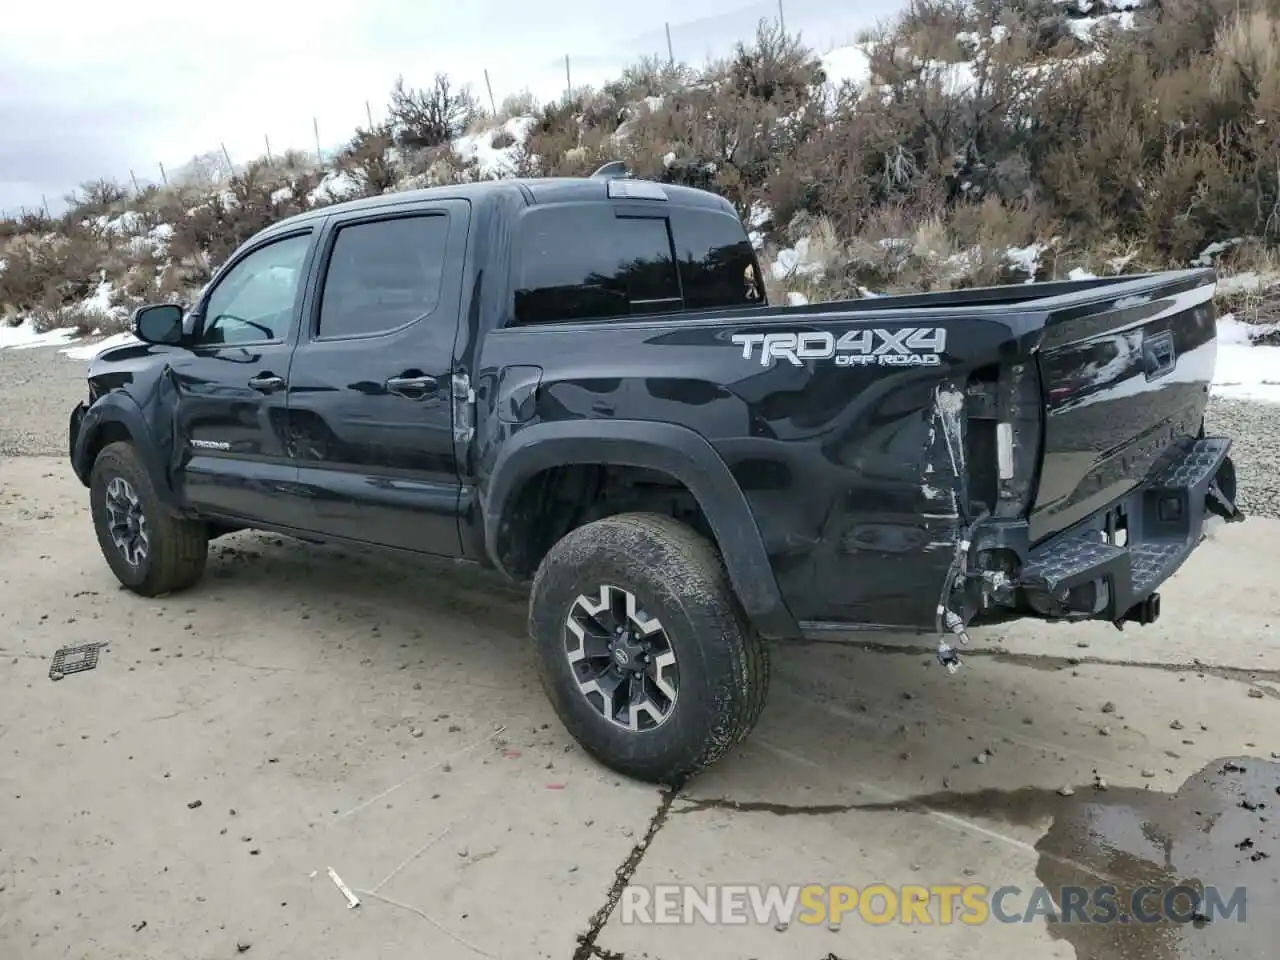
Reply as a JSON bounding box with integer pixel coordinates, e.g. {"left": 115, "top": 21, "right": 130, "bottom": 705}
{"left": 964, "top": 360, "right": 1043, "bottom": 518}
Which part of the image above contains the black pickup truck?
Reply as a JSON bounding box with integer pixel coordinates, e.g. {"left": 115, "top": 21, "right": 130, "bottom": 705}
{"left": 68, "top": 168, "right": 1244, "bottom": 783}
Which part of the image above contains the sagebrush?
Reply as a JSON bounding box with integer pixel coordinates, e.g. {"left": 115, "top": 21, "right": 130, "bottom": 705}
{"left": 4, "top": 0, "right": 1278, "bottom": 335}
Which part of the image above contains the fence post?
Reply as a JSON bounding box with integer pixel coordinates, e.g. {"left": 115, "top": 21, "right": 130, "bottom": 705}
{"left": 565, "top": 54, "right": 571, "bottom": 102}
{"left": 314, "top": 117, "right": 322, "bottom": 164}
{"left": 220, "top": 142, "right": 234, "bottom": 175}
{"left": 778, "top": 0, "right": 786, "bottom": 33}
{"left": 129, "top": 169, "right": 141, "bottom": 194}
{"left": 265, "top": 133, "right": 273, "bottom": 165}
{"left": 665, "top": 23, "right": 674, "bottom": 65}
{"left": 484, "top": 69, "right": 497, "bottom": 116}
{"left": 158, "top": 161, "right": 168, "bottom": 185}
{"left": 366, "top": 101, "right": 374, "bottom": 129}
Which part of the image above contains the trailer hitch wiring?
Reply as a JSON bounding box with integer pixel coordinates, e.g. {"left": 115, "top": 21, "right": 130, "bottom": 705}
{"left": 933, "top": 508, "right": 990, "bottom": 675}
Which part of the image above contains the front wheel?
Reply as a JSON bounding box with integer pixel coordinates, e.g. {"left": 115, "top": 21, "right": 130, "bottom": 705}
{"left": 528, "top": 512, "right": 770, "bottom": 784}
{"left": 89, "top": 441, "right": 209, "bottom": 596}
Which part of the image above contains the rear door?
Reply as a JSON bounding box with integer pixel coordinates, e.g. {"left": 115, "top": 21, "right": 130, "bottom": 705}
{"left": 170, "top": 228, "right": 316, "bottom": 527}
{"left": 284, "top": 200, "right": 470, "bottom": 554}
{"left": 1030, "top": 272, "right": 1217, "bottom": 541}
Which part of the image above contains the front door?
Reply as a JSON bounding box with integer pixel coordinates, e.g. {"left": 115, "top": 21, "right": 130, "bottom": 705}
{"left": 284, "top": 202, "right": 469, "bottom": 555}
{"left": 170, "top": 229, "right": 316, "bottom": 528}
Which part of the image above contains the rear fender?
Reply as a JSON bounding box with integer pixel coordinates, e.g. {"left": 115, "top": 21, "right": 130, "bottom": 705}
{"left": 483, "top": 419, "right": 801, "bottom": 640}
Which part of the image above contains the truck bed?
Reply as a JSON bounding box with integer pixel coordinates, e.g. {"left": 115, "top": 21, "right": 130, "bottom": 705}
{"left": 481, "top": 267, "right": 1225, "bottom": 630}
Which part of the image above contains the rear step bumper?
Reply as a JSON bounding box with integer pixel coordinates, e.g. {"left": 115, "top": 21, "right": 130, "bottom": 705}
{"left": 1016, "top": 437, "right": 1243, "bottom": 624}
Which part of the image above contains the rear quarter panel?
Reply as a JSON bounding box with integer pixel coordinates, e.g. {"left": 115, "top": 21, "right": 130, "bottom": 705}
{"left": 474, "top": 309, "right": 1031, "bottom": 628}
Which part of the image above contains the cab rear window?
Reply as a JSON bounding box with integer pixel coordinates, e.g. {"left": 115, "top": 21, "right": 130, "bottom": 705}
{"left": 513, "top": 204, "right": 763, "bottom": 325}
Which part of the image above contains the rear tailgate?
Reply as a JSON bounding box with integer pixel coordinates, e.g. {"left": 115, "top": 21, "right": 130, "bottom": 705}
{"left": 1028, "top": 269, "right": 1218, "bottom": 543}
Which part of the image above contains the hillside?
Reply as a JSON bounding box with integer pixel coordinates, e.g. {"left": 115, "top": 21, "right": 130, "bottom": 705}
{"left": 3, "top": 0, "right": 1280, "bottom": 365}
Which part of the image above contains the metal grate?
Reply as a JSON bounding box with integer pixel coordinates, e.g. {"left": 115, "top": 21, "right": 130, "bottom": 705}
{"left": 49, "top": 643, "right": 104, "bottom": 680}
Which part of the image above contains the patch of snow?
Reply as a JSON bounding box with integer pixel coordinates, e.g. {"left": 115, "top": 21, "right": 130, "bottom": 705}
{"left": 821, "top": 45, "right": 871, "bottom": 88}
{"left": 308, "top": 170, "right": 361, "bottom": 205}
{"left": 80, "top": 275, "right": 129, "bottom": 324}
{"left": 127, "top": 222, "right": 175, "bottom": 257}
{"left": 0, "top": 319, "right": 79, "bottom": 350}
{"left": 1006, "top": 243, "right": 1044, "bottom": 279}
{"left": 1218, "top": 314, "right": 1280, "bottom": 345}
{"left": 1213, "top": 339, "right": 1280, "bottom": 403}
{"left": 453, "top": 116, "right": 536, "bottom": 179}
{"left": 1068, "top": 267, "right": 1097, "bottom": 281}
{"left": 643, "top": 95, "right": 664, "bottom": 112}
{"left": 1192, "top": 238, "right": 1243, "bottom": 267}
{"left": 1107, "top": 252, "right": 1137, "bottom": 274}
{"left": 770, "top": 237, "right": 825, "bottom": 281}
{"left": 270, "top": 186, "right": 293, "bottom": 204}
{"left": 957, "top": 25, "right": 1009, "bottom": 46}
{"left": 785, "top": 292, "right": 809, "bottom": 306}
{"left": 61, "top": 331, "right": 139, "bottom": 361}
{"left": 1215, "top": 271, "right": 1280, "bottom": 297}
{"left": 662, "top": 151, "right": 677, "bottom": 168}
{"left": 93, "top": 211, "right": 143, "bottom": 235}
{"left": 748, "top": 203, "right": 772, "bottom": 229}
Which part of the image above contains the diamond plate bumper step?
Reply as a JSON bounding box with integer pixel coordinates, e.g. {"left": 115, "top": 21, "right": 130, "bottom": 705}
{"left": 1016, "top": 437, "right": 1236, "bottom": 623}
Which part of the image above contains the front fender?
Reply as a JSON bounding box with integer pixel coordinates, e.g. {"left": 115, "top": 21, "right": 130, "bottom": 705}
{"left": 483, "top": 419, "right": 801, "bottom": 640}
{"left": 70, "top": 392, "right": 178, "bottom": 509}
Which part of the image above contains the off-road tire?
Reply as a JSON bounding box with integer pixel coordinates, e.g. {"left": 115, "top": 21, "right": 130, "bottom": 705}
{"left": 529, "top": 512, "right": 770, "bottom": 784}
{"left": 89, "top": 441, "right": 209, "bottom": 596}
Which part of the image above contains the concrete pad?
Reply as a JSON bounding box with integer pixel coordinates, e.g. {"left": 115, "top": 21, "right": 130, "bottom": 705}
{"left": 596, "top": 647, "right": 1280, "bottom": 957}
{"left": 0, "top": 458, "right": 662, "bottom": 959}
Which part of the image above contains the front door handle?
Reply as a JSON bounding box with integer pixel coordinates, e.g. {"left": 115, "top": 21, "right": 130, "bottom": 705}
{"left": 385, "top": 375, "right": 438, "bottom": 399}
{"left": 248, "top": 373, "right": 286, "bottom": 393}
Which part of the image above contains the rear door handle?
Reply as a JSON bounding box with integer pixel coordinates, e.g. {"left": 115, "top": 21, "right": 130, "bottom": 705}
{"left": 247, "top": 374, "right": 286, "bottom": 393}
{"left": 385, "top": 375, "right": 438, "bottom": 399}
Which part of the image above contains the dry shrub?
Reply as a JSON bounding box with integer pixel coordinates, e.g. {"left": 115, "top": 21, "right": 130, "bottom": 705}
{"left": 497, "top": 89, "right": 539, "bottom": 121}
{"left": 14, "top": 1, "right": 1280, "bottom": 318}
{"left": 387, "top": 74, "right": 484, "bottom": 149}
{"left": 334, "top": 126, "right": 398, "bottom": 197}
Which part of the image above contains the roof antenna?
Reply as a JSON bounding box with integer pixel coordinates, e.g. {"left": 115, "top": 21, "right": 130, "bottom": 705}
{"left": 590, "top": 160, "right": 630, "bottom": 179}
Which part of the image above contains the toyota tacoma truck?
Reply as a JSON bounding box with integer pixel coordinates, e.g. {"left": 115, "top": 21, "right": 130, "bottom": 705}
{"left": 67, "top": 166, "right": 1244, "bottom": 784}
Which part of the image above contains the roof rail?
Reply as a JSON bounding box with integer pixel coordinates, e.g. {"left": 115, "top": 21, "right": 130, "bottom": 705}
{"left": 590, "top": 160, "right": 631, "bottom": 179}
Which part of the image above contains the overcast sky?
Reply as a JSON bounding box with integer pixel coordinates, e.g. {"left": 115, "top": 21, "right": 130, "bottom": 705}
{"left": 0, "top": 0, "right": 896, "bottom": 214}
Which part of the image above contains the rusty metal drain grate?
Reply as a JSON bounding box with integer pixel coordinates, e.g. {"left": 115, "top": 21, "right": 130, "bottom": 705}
{"left": 49, "top": 643, "right": 104, "bottom": 680}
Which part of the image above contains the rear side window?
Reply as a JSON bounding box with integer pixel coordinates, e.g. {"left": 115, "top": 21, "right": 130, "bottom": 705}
{"left": 514, "top": 207, "right": 682, "bottom": 324}
{"left": 671, "top": 208, "right": 762, "bottom": 310}
{"left": 318, "top": 214, "right": 449, "bottom": 339}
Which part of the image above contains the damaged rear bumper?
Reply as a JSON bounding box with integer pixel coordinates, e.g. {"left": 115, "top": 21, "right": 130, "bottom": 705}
{"left": 974, "top": 437, "right": 1243, "bottom": 626}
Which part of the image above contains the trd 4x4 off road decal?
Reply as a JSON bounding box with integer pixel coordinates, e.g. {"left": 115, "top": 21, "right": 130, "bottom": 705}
{"left": 731, "top": 328, "right": 948, "bottom": 367}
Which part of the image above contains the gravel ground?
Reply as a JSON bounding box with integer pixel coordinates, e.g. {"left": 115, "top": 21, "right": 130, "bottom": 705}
{"left": 4, "top": 339, "right": 1279, "bottom": 960}
{"left": 3, "top": 340, "right": 1276, "bottom": 518}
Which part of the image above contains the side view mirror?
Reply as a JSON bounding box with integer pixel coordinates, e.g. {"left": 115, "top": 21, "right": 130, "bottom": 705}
{"left": 132, "top": 303, "right": 185, "bottom": 345}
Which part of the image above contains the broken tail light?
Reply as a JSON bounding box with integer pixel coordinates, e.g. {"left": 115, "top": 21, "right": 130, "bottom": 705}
{"left": 964, "top": 360, "right": 1043, "bottom": 519}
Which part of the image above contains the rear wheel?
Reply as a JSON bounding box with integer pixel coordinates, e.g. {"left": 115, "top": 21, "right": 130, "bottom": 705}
{"left": 528, "top": 512, "right": 770, "bottom": 784}
{"left": 89, "top": 441, "right": 209, "bottom": 596}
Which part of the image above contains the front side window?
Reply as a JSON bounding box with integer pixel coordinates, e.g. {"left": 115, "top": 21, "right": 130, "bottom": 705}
{"left": 198, "top": 233, "right": 311, "bottom": 345}
{"left": 514, "top": 207, "right": 682, "bottom": 324}
{"left": 317, "top": 214, "right": 450, "bottom": 339}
